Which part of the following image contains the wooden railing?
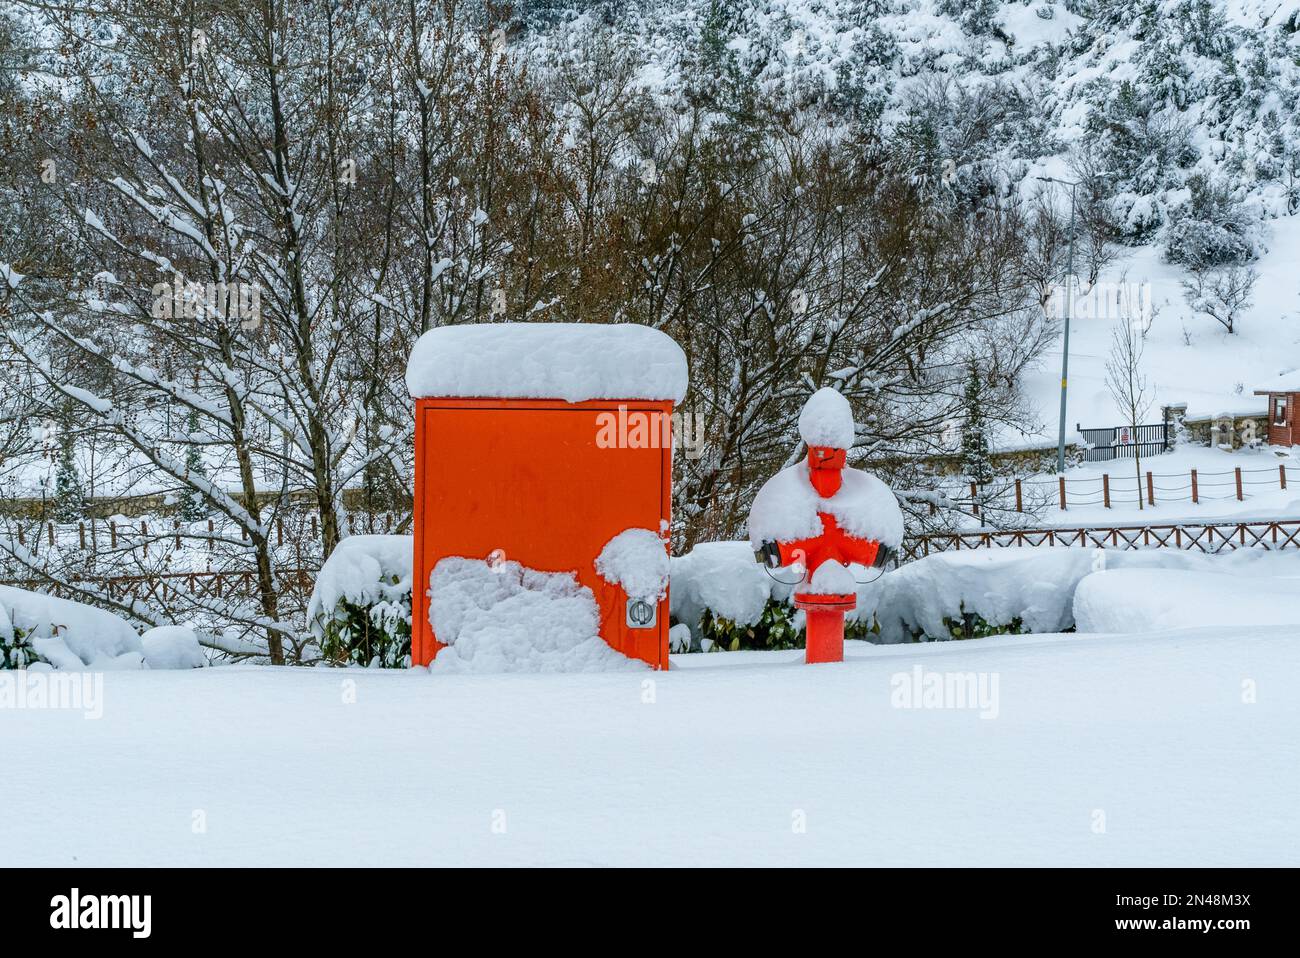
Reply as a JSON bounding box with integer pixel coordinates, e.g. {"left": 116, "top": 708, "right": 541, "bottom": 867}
{"left": 902, "top": 518, "right": 1300, "bottom": 560}
{"left": 0, "top": 568, "right": 317, "bottom": 606}
{"left": 7, "top": 520, "right": 1299, "bottom": 609}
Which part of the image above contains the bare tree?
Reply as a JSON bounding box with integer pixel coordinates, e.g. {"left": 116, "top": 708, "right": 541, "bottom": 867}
{"left": 1182, "top": 266, "right": 1257, "bottom": 334}
{"left": 1104, "top": 297, "right": 1152, "bottom": 510}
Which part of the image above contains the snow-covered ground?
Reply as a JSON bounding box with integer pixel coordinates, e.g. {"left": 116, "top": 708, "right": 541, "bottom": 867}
{"left": 5, "top": 625, "right": 1297, "bottom": 866}
{"left": 1016, "top": 217, "right": 1300, "bottom": 448}
{"left": 1027, "top": 444, "right": 1300, "bottom": 526}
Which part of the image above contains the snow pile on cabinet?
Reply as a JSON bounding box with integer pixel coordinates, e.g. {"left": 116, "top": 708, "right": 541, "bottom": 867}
{"left": 595, "top": 528, "right": 670, "bottom": 601}
{"left": 406, "top": 322, "right": 688, "bottom": 403}
{"left": 428, "top": 557, "right": 642, "bottom": 672}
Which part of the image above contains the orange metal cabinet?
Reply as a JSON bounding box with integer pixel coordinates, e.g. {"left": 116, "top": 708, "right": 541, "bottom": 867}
{"left": 412, "top": 398, "right": 672, "bottom": 669}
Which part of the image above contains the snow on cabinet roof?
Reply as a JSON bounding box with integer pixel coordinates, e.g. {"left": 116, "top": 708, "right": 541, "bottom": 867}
{"left": 406, "top": 322, "right": 689, "bottom": 403}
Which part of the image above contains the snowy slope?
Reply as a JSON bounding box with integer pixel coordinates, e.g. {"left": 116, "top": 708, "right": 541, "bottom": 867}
{"left": 525, "top": 0, "right": 1300, "bottom": 448}
{"left": 1017, "top": 216, "right": 1300, "bottom": 445}
{"left": 5, "top": 626, "right": 1297, "bottom": 865}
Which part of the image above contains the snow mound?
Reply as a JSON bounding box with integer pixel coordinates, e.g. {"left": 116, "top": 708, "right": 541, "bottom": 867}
{"left": 307, "top": 534, "right": 413, "bottom": 638}
{"left": 428, "top": 557, "right": 642, "bottom": 673}
{"left": 797, "top": 386, "right": 855, "bottom": 448}
{"left": 0, "top": 585, "right": 142, "bottom": 669}
{"left": 141, "top": 626, "right": 206, "bottom": 669}
{"left": 670, "top": 541, "right": 789, "bottom": 635}
{"left": 871, "top": 546, "right": 1300, "bottom": 642}
{"left": 406, "top": 322, "right": 688, "bottom": 403}
{"left": 747, "top": 459, "right": 904, "bottom": 549}
{"left": 873, "top": 547, "right": 1097, "bottom": 642}
{"left": 595, "top": 528, "right": 669, "bottom": 600}
{"left": 1074, "top": 568, "right": 1300, "bottom": 634}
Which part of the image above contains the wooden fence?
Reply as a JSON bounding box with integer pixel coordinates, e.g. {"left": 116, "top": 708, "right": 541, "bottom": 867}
{"left": 8, "top": 519, "right": 1299, "bottom": 603}
{"left": 902, "top": 518, "right": 1300, "bottom": 560}
{"left": 0, "top": 568, "right": 317, "bottom": 607}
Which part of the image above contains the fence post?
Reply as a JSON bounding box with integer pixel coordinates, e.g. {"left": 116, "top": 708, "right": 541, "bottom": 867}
{"left": 110, "top": 521, "right": 117, "bottom": 549}
{"left": 1281, "top": 464, "right": 1288, "bottom": 491}
{"left": 208, "top": 518, "right": 214, "bottom": 551}
{"left": 1102, "top": 474, "right": 1110, "bottom": 508}
{"left": 1058, "top": 476, "right": 1066, "bottom": 510}
{"left": 47, "top": 522, "right": 54, "bottom": 546}
{"left": 1014, "top": 479, "right": 1023, "bottom": 513}
{"left": 79, "top": 522, "right": 86, "bottom": 549}
{"left": 1235, "top": 467, "right": 1243, "bottom": 501}
{"left": 174, "top": 520, "right": 181, "bottom": 550}
{"left": 141, "top": 520, "right": 148, "bottom": 557}
{"left": 970, "top": 481, "right": 979, "bottom": 519}
{"left": 1191, "top": 469, "right": 1198, "bottom": 504}
{"left": 1146, "top": 471, "right": 1155, "bottom": 506}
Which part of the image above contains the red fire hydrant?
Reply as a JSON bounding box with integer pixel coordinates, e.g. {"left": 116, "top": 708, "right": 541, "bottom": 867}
{"left": 749, "top": 388, "right": 903, "bottom": 663}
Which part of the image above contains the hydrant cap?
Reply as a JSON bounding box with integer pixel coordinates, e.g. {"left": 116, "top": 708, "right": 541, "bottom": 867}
{"left": 798, "top": 387, "right": 855, "bottom": 450}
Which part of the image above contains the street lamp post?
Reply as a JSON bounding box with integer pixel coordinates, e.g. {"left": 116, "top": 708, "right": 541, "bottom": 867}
{"left": 1037, "top": 175, "right": 1080, "bottom": 475}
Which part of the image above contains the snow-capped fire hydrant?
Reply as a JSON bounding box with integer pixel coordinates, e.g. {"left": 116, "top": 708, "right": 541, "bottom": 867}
{"left": 748, "top": 387, "right": 904, "bottom": 663}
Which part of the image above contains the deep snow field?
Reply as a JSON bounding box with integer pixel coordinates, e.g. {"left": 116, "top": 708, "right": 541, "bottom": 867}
{"left": 5, "top": 624, "right": 1297, "bottom": 867}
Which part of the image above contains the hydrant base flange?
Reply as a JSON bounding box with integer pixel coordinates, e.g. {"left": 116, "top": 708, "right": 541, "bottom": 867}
{"left": 793, "top": 592, "right": 856, "bottom": 664}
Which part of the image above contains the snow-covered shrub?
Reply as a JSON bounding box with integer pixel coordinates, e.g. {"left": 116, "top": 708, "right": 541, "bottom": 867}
{"left": 1164, "top": 173, "right": 1258, "bottom": 268}
{"left": 0, "top": 601, "right": 36, "bottom": 668}
{"left": 1074, "top": 566, "right": 1300, "bottom": 633}
{"left": 307, "top": 535, "right": 412, "bottom": 668}
{"left": 1112, "top": 193, "right": 1165, "bottom": 244}
{"left": 919, "top": 606, "right": 1027, "bottom": 641}
{"left": 869, "top": 546, "right": 1289, "bottom": 642}
{"left": 1164, "top": 218, "right": 1257, "bottom": 269}
{"left": 670, "top": 541, "right": 878, "bottom": 651}
{"left": 872, "top": 548, "right": 1097, "bottom": 642}
{"left": 0, "top": 585, "right": 143, "bottom": 668}
{"left": 140, "top": 627, "right": 206, "bottom": 669}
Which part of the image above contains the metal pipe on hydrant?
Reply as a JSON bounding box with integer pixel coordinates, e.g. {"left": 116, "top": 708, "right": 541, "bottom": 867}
{"left": 747, "top": 388, "right": 904, "bottom": 664}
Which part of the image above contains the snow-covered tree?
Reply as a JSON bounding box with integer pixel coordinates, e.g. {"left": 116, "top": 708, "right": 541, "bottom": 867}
{"left": 960, "top": 359, "right": 994, "bottom": 503}
{"left": 1104, "top": 310, "right": 1152, "bottom": 510}
{"left": 53, "top": 405, "right": 86, "bottom": 524}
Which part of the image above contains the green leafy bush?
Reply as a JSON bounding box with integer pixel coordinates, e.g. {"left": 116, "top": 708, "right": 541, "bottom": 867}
{"left": 699, "top": 597, "right": 875, "bottom": 651}
{"left": 1, "top": 623, "right": 37, "bottom": 668}
{"left": 909, "top": 603, "right": 1026, "bottom": 642}
{"left": 316, "top": 586, "right": 411, "bottom": 668}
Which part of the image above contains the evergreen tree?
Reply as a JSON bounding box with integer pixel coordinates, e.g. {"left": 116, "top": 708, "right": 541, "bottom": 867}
{"left": 961, "top": 360, "right": 994, "bottom": 493}
{"left": 179, "top": 408, "right": 208, "bottom": 522}
{"left": 53, "top": 411, "right": 85, "bottom": 524}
